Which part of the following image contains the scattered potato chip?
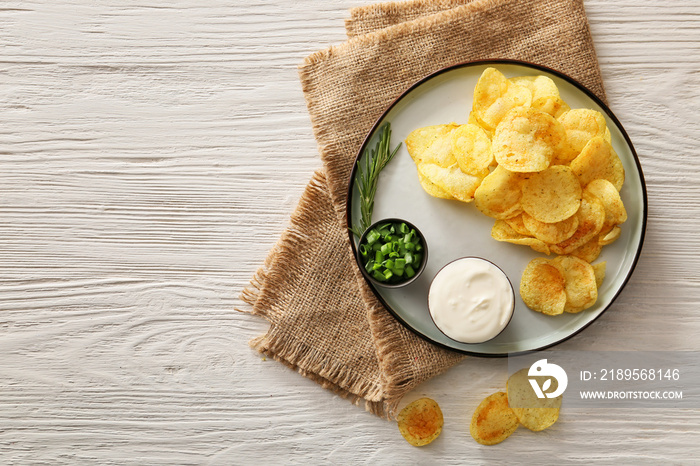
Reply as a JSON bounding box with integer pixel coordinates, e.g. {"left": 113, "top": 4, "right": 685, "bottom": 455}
{"left": 397, "top": 398, "right": 444, "bottom": 447}
{"left": 474, "top": 68, "right": 532, "bottom": 130}
{"left": 522, "top": 212, "right": 579, "bottom": 245}
{"left": 492, "top": 107, "right": 566, "bottom": 172}
{"left": 470, "top": 392, "right": 520, "bottom": 445}
{"left": 508, "top": 75, "right": 559, "bottom": 101}
{"left": 505, "top": 213, "right": 532, "bottom": 236}
{"left": 417, "top": 163, "right": 483, "bottom": 203}
{"left": 550, "top": 191, "right": 605, "bottom": 255}
{"left": 592, "top": 261, "right": 607, "bottom": 288}
{"left": 570, "top": 137, "right": 625, "bottom": 191}
{"left": 417, "top": 171, "right": 455, "bottom": 200}
{"left": 521, "top": 165, "right": 582, "bottom": 223}
{"left": 558, "top": 108, "right": 608, "bottom": 163}
{"left": 507, "top": 368, "right": 561, "bottom": 432}
{"left": 520, "top": 258, "right": 567, "bottom": 316}
{"left": 405, "top": 124, "right": 460, "bottom": 167}
{"left": 551, "top": 256, "right": 598, "bottom": 313}
{"left": 474, "top": 166, "right": 524, "bottom": 219}
{"left": 532, "top": 96, "right": 570, "bottom": 119}
{"left": 451, "top": 123, "right": 493, "bottom": 176}
{"left": 599, "top": 225, "right": 621, "bottom": 246}
{"left": 492, "top": 221, "right": 551, "bottom": 255}
{"left": 585, "top": 179, "right": 627, "bottom": 229}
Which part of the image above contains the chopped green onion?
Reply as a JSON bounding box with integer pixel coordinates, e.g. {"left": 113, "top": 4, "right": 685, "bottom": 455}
{"left": 358, "top": 220, "right": 425, "bottom": 284}
{"left": 366, "top": 229, "right": 381, "bottom": 245}
{"left": 359, "top": 244, "right": 370, "bottom": 258}
{"left": 405, "top": 265, "right": 416, "bottom": 278}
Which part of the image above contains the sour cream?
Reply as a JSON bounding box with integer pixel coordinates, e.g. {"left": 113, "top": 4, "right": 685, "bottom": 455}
{"left": 428, "top": 257, "right": 514, "bottom": 344}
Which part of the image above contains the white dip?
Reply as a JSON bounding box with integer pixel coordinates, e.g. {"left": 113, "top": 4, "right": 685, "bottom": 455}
{"left": 428, "top": 257, "right": 514, "bottom": 344}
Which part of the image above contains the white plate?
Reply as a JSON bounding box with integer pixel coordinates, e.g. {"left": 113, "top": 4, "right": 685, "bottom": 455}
{"left": 348, "top": 60, "right": 647, "bottom": 356}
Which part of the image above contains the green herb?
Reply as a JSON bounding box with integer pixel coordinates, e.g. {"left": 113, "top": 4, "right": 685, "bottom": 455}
{"left": 359, "top": 221, "right": 424, "bottom": 284}
{"left": 350, "top": 123, "right": 402, "bottom": 238}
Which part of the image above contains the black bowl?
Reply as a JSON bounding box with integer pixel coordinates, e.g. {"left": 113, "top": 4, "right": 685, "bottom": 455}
{"left": 355, "top": 218, "right": 428, "bottom": 289}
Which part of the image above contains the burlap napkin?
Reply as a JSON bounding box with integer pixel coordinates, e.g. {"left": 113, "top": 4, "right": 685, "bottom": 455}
{"left": 239, "top": 0, "right": 606, "bottom": 418}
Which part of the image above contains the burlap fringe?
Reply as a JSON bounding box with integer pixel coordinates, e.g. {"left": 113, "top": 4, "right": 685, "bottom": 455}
{"left": 237, "top": 170, "right": 388, "bottom": 417}
{"left": 249, "top": 331, "right": 387, "bottom": 417}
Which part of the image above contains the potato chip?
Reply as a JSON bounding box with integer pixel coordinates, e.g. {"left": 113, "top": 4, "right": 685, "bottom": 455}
{"left": 585, "top": 179, "right": 627, "bottom": 229}
{"left": 532, "top": 96, "right": 570, "bottom": 119}
{"left": 473, "top": 68, "right": 532, "bottom": 130}
{"left": 470, "top": 392, "right": 519, "bottom": 445}
{"left": 417, "top": 170, "right": 455, "bottom": 200}
{"left": 473, "top": 68, "right": 509, "bottom": 114}
{"left": 551, "top": 255, "right": 598, "bottom": 312}
{"left": 468, "top": 111, "right": 480, "bottom": 126}
{"left": 451, "top": 123, "right": 493, "bottom": 176}
{"left": 557, "top": 108, "right": 608, "bottom": 163}
{"left": 492, "top": 221, "right": 551, "bottom": 255}
{"left": 550, "top": 191, "right": 605, "bottom": 255}
{"left": 417, "top": 162, "right": 483, "bottom": 203}
{"left": 492, "top": 107, "right": 566, "bottom": 173}
{"left": 505, "top": 213, "right": 532, "bottom": 236}
{"left": 397, "top": 398, "right": 444, "bottom": 447}
{"left": 405, "top": 123, "right": 460, "bottom": 167}
{"left": 520, "top": 258, "right": 567, "bottom": 315}
{"left": 568, "top": 236, "right": 603, "bottom": 263}
{"left": 570, "top": 137, "right": 625, "bottom": 191}
{"left": 468, "top": 111, "right": 493, "bottom": 139}
{"left": 521, "top": 165, "right": 582, "bottom": 223}
{"left": 592, "top": 261, "right": 607, "bottom": 288}
{"left": 508, "top": 75, "right": 559, "bottom": 101}
{"left": 474, "top": 166, "right": 523, "bottom": 219}
{"left": 507, "top": 368, "right": 561, "bottom": 432}
{"left": 522, "top": 212, "right": 579, "bottom": 245}
{"left": 599, "top": 225, "right": 621, "bottom": 246}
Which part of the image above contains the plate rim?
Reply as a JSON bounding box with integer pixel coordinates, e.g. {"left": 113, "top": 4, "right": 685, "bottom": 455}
{"left": 346, "top": 58, "right": 648, "bottom": 357}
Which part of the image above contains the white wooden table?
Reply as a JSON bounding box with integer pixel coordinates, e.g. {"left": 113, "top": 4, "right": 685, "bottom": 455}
{"left": 2, "top": 1, "right": 699, "bottom": 463}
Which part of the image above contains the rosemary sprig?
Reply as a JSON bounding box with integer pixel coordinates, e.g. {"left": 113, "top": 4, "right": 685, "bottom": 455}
{"left": 350, "top": 123, "right": 402, "bottom": 238}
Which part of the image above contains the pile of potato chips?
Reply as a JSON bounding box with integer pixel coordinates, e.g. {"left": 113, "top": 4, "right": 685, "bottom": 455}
{"left": 406, "top": 67, "right": 627, "bottom": 316}
{"left": 470, "top": 368, "right": 562, "bottom": 445}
